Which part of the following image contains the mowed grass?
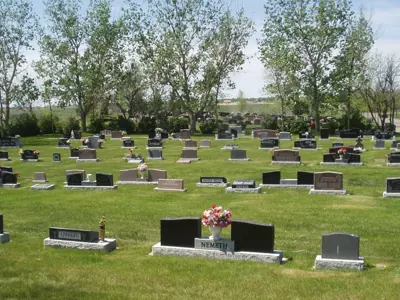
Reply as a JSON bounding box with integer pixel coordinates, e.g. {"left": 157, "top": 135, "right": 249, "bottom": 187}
{"left": 0, "top": 135, "right": 400, "bottom": 299}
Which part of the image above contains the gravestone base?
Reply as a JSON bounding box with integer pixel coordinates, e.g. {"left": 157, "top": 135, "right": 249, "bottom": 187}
{"left": 111, "top": 138, "right": 123, "bottom": 141}
{"left": 337, "top": 138, "right": 360, "bottom": 140}
{"left": 215, "top": 134, "right": 235, "bottom": 141}
{"left": 196, "top": 182, "right": 229, "bottom": 188}
{"left": 373, "top": 147, "right": 386, "bottom": 150}
{"left": 314, "top": 255, "right": 364, "bottom": 271}
{"left": 228, "top": 158, "right": 250, "bottom": 161}
{"left": 154, "top": 186, "right": 187, "bottom": 192}
{"left": 44, "top": 237, "right": 116, "bottom": 252}
{"left": 69, "top": 157, "right": 79, "bottom": 160}
{"left": 387, "top": 163, "right": 400, "bottom": 167}
{"left": 147, "top": 157, "right": 164, "bottom": 161}
{"left": 33, "top": 180, "right": 48, "bottom": 183}
{"left": 0, "top": 183, "right": 21, "bottom": 188}
{"left": 121, "top": 146, "right": 136, "bottom": 149}
{"left": 127, "top": 159, "right": 144, "bottom": 164}
{"left": 20, "top": 159, "right": 40, "bottom": 162}
{"left": 146, "top": 147, "right": 164, "bottom": 150}
{"left": 0, "top": 158, "right": 11, "bottom": 161}
{"left": 177, "top": 158, "right": 199, "bottom": 163}
{"left": 221, "top": 146, "right": 240, "bottom": 150}
{"left": 258, "top": 147, "right": 279, "bottom": 150}
{"left": 382, "top": 192, "right": 400, "bottom": 198}
{"left": 81, "top": 181, "right": 96, "bottom": 186}
{"left": 320, "top": 162, "right": 363, "bottom": 166}
{"left": 0, "top": 232, "right": 10, "bottom": 243}
{"left": 271, "top": 161, "right": 301, "bottom": 165}
{"left": 151, "top": 242, "right": 283, "bottom": 264}
{"left": 309, "top": 189, "right": 347, "bottom": 195}
{"left": 64, "top": 185, "right": 118, "bottom": 190}
{"left": 76, "top": 158, "right": 100, "bottom": 163}
{"left": 279, "top": 138, "right": 291, "bottom": 141}
{"left": 182, "top": 147, "right": 198, "bottom": 151}
{"left": 199, "top": 145, "right": 211, "bottom": 148}
{"left": 57, "top": 146, "right": 71, "bottom": 149}
{"left": 31, "top": 184, "right": 55, "bottom": 190}
{"left": 292, "top": 147, "right": 322, "bottom": 151}
{"left": 225, "top": 187, "right": 262, "bottom": 194}
{"left": 116, "top": 180, "right": 158, "bottom": 185}
{"left": 260, "top": 184, "right": 313, "bottom": 189}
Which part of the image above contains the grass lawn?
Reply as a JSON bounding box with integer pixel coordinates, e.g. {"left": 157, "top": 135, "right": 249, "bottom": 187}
{"left": 0, "top": 134, "right": 400, "bottom": 299}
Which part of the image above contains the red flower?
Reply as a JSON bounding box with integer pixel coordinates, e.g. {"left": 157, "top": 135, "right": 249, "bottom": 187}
{"left": 212, "top": 204, "right": 216, "bottom": 208}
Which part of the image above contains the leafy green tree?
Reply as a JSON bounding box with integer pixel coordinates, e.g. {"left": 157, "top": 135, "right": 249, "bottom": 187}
{"left": 0, "top": 0, "right": 39, "bottom": 134}
{"left": 261, "top": 0, "right": 353, "bottom": 131}
{"left": 236, "top": 90, "right": 247, "bottom": 113}
{"left": 125, "top": 0, "right": 254, "bottom": 130}
{"left": 37, "top": 0, "right": 126, "bottom": 132}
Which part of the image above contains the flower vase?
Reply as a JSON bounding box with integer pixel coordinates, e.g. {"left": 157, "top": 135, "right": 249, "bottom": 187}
{"left": 208, "top": 226, "right": 223, "bottom": 240}
{"left": 339, "top": 154, "right": 343, "bottom": 160}
{"left": 99, "top": 229, "right": 105, "bottom": 242}
{"left": 140, "top": 170, "right": 145, "bottom": 179}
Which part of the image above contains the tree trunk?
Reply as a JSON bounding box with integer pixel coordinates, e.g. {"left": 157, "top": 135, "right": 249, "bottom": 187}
{"left": 346, "top": 98, "right": 351, "bottom": 129}
{"left": 190, "top": 113, "right": 197, "bottom": 133}
{"left": 81, "top": 112, "right": 87, "bottom": 132}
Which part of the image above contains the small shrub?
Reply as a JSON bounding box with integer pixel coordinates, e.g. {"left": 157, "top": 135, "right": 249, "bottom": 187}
{"left": 262, "top": 116, "right": 278, "bottom": 130}
{"left": 39, "top": 113, "right": 61, "bottom": 134}
{"left": 9, "top": 113, "right": 40, "bottom": 136}
{"left": 168, "top": 117, "right": 189, "bottom": 133}
{"left": 63, "top": 117, "right": 80, "bottom": 134}
{"left": 199, "top": 119, "right": 218, "bottom": 134}
{"left": 137, "top": 116, "right": 156, "bottom": 134}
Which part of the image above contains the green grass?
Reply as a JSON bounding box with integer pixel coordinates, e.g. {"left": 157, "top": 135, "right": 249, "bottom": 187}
{"left": 1, "top": 135, "right": 400, "bottom": 299}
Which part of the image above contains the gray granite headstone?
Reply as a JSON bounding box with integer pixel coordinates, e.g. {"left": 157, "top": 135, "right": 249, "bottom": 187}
{"left": 279, "top": 132, "right": 291, "bottom": 140}
{"left": 180, "top": 129, "right": 191, "bottom": 140}
{"left": 53, "top": 153, "right": 61, "bottom": 162}
{"left": 87, "top": 136, "right": 100, "bottom": 149}
{"left": 181, "top": 149, "right": 197, "bottom": 159}
{"left": 230, "top": 149, "right": 247, "bottom": 160}
{"left": 314, "top": 172, "right": 343, "bottom": 190}
{"left": 149, "top": 149, "right": 163, "bottom": 159}
{"left": 78, "top": 149, "right": 97, "bottom": 159}
{"left": 321, "top": 232, "right": 360, "bottom": 260}
{"left": 200, "top": 140, "right": 211, "bottom": 147}
{"left": 374, "top": 140, "right": 385, "bottom": 149}
{"left": 273, "top": 150, "right": 300, "bottom": 162}
{"left": 33, "top": 172, "right": 46, "bottom": 182}
{"left": 120, "top": 169, "right": 138, "bottom": 181}
{"left": 148, "top": 169, "right": 167, "bottom": 182}
{"left": 184, "top": 140, "right": 197, "bottom": 148}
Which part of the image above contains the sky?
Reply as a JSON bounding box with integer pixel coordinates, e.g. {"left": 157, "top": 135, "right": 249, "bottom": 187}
{"left": 29, "top": 0, "right": 400, "bottom": 99}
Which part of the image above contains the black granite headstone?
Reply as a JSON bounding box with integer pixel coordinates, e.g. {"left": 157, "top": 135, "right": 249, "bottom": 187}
{"left": 260, "top": 139, "right": 279, "bottom": 148}
{"left": 321, "top": 232, "right": 360, "bottom": 260}
{"left": 323, "top": 154, "right": 335, "bottom": 162}
{"left": 21, "top": 150, "right": 38, "bottom": 160}
{"left": 230, "top": 129, "right": 238, "bottom": 138}
{"left": 0, "top": 166, "right": 13, "bottom": 173}
{"left": 161, "top": 132, "right": 169, "bottom": 139}
{"left": 388, "top": 152, "right": 400, "bottom": 163}
{"left": 230, "top": 150, "right": 247, "bottom": 160}
{"left": 147, "top": 138, "right": 162, "bottom": 147}
{"left": 232, "top": 180, "right": 256, "bottom": 188}
{"left": 340, "top": 129, "right": 361, "bottom": 139}
{"left": 123, "top": 139, "right": 134, "bottom": 147}
{"left": 0, "top": 137, "right": 19, "bottom": 147}
{"left": 70, "top": 148, "right": 79, "bottom": 158}
{"left": 386, "top": 178, "right": 400, "bottom": 193}
{"left": 297, "top": 171, "right": 314, "bottom": 185}
{"left": 348, "top": 153, "right": 361, "bottom": 163}
{"left": 96, "top": 173, "right": 113, "bottom": 186}
{"left": 332, "top": 142, "right": 344, "bottom": 148}
{"left": 262, "top": 171, "right": 280, "bottom": 184}
{"left": 58, "top": 138, "right": 69, "bottom": 147}
{"left": 148, "top": 130, "right": 156, "bottom": 139}
{"left": 53, "top": 153, "right": 61, "bottom": 162}
{"left": 160, "top": 217, "right": 201, "bottom": 248}
{"left": 231, "top": 221, "right": 274, "bottom": 253}
{"left": 67, "top": 173, "right": 83, "bottom": 186}
{"left": 1, "top": 171, "right": 17, "bottom": 184}
{"left": 320, "top": 128, "right": 330, "bottom": 139}
{"left": 0, "top": 151, "right": 9, "bottom": 159}
{"left": 200, "top": 177, "right": 227, "bottom": 184}
{"left": 0, "top": 215, "right": 3, "bottom": 234}
{"left": 391, "top": 140, "right": 400, "bottom": 148}
{"left": 49, "top": 227, "right": 99, "bottom": 242}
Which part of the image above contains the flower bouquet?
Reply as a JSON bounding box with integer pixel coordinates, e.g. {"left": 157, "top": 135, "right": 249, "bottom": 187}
{"left": 33, "top": 149, "right": 40, "bottom": 155}
{"left": 337, "top": 147, "right": 347, "bottom": 155}
{"left": 98, "top": 216, "right": 106, "bottom": 241}
{"left": 202, "top": 204, "right": 232, "bottom": 240}
{"left": 137, "top": 163, "right": 148, "bottom": 178}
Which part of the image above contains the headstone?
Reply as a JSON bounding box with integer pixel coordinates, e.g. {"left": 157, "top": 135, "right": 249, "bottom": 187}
{"left": 217, "top": 131, "right": 233, "bottom": 140}
{"left": 230, "top": 149, "right": 248, "bottom": 160}
{"left": 0, "top": 215, "right": 3, "bottom": 234}
{"left": 385, "top": 178, "right": 400, "bottom": 193}
{"left": 148, "top": 169, "right": 167, "bottom": 182}
{"left": 340, "top": 129, "right": 361, "bottom": 139}
{"left": 321, "top": 233, "right": 360, "bottom": 260}
{"left": 262, "top": 171, "right": 281, "bottom": 185}
{"left": 156, "top": 179, "right": 186, "bottom": 191}
{"left": 297, "top": 171, "right": 314, "bottom": 185}
{"left": 0, "top": 136, "right": 21, "bottom": 148}
{"left": 320, "top": 128, "right": 330, "bottom": 139}
{"left": 147, "top": 138, "right": 163, "bottom": 148}
{"left": 323, "top": 154, "right": 335, "bottom": 163}
{"left": 111, "top": 131, "right": 123, "bottom": 139}
{"left": 160, "top": 131, "right": 169, "bottom": 140}
{"left": 87, "top": 136, "right": 101, "bottom": 149}
{"left": 53, "top": 153, "right": 61, "bottom": 162}
{"left": 33, "top": 172, "right": 47, "bottom": 183}
{"left": 200, "top": 140, "right": 211, "bottom": 148}
{"left": 253, "top": 129, "right": 278, "bottom": 138}
{"left": 160, "top": 217, "right": 201, "bottom": 248}
{"left": 70, "top": 148, "right": 79, "bottom": 158}
{"left": 387, "top": 152, "right": 400, "bottom": 163}
{"left": 374, "top": 140, "right": 385, "bottom": 149}
{"left": 1, "top": 171, "right": 17, "bottom": 184}
{"left": 180, "top": 129, "right": 191, "bottom": 140}
{"left": 21, "top": 149, "right": 38, "bottom": 160}
{"left": 231, "top": 221, "right": 274, "bottom": 253}
{"left": 181, "top": 149, "right": 198, "bottom": 160}
{"left": 390, "top": 140, "right": 400, "bottom": 149}
{"left": 119, "top": 169, "right": 138, "bottom": 182}
{"left": 279, "top": 132, "right": 291, "bottom": 140}
{"left": 96, "top": 173, "right": 113, "bottom": 186}
{"left": 232, "top": 180, "right": 256, "bottom": 188}
{"left": 148, "top": 149, "right": 163, "bottom": 160}
{"left": 272, "top": 150, "right": 300, "bottom": 162}
{"left": 66, "top": 173, "right": 83, "bottom": 186}
{"left": 148, "top": 130, "right": 156, "bottom": 139}
{"left": 0, "top": 166, "right": 12, "bottom": 173}
{"left": 260, "top": 138, "right": 279, "bottom": 149}
{"left": 184, "top": 140, "right": 197, "bottom": 148}
{"left": 253, "top": 118, "right": 261, "bottom": 126}
{"left": 0, "top": 151, "right": 9, "bottom": 160}
{"left": 78, "top": 148, "right": 97, "bottom": 160}
{"left": 348, "top": 153, "right": 361, "bottom": 164}
{"left": 199, "top": 177, "right": 227, "bottom": 184}
{"left": 314, "top": 172, "right": 343, "bottom": 190}
{"left": 332, "top": 142, "right": 344, "bottom": 148}
{"left": 49, "top": 227, "right": 99, "bottom": 242}
{"left": 57, "top": 138, "right": 70, "bottom": 148}
{"left": 294, "top": 139, "right": 317, "bottom": 149}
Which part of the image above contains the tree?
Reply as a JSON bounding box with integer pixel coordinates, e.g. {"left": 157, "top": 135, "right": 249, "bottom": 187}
{"left": 125, "top": 0, "right": 254, "bottom": 131}
{"left": 0, "top": 0, "right": 39, "bottom": 134}
{"left": 37, "top": 0, "right": 126, "bottom": 132}
{"left": 236, "top": 90, "right": 247, "bottom": 113}
{"left": 359, "top": 53, "right": 400, "bottom": 131}
{"left": 14, "top": 75, "right": 40, "bottom": 114}
{"left": 261, "top": 0, "right": 353, "bottom": 131}
{"left": 332, "top": 10, "right": 374, "bottom": 128}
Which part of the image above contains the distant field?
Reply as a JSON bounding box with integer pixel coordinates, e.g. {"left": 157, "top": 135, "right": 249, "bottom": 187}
{"left": 218, "top": 102, "right": 283, "bottom": 114}
{"left": 10, "top": 107, "right": 77, "bottom": 122}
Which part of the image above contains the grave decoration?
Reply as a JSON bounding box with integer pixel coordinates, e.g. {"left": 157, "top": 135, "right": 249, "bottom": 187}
{"left": 221, "top": 144, "right": 240, "bottom": 150}
{"left": 20, "top": 149, "right": 40, "bottom": 162}
{"left": 225, "top": 180, "right": 261, "bottom": 193}
{"left": 0, "top": 215, "right": 10, "bottom": 243}
{"left": 137, "top": 163, "right": 148, "bottom": 179}
{"left": 151, "top": 215, "right": 283, "bottom": 264}
{"left": 314, "top": 233, "right": 364, "bottom": 271}
{"left": 196, "top": 177, "right": 229, "bottom": 188}
{"left": 201, "top": 204, "right": 232, "bottom": 240}
{"left": 80, "top": 138, "right": 89, "bottom": 147}
{"left": 125, "top": 149, "right": 144, "bottom": 164}
{"left": 44, "top": 219, "right": 116, "bottom": 252}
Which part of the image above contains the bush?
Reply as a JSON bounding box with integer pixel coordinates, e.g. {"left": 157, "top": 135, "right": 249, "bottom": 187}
{"left": 340, "top": 111, "right": 369, "bottom": 130}
{"left": 9, "top": 113, "right": 40, "bottom": 137}
{"left": 286, "top": 118, "right": 309, "bottom": 134}
{"left": 262, "top": 116, "right": 278, "bottom": 130}
{"left": 137, "top": 116, "right": 156, "bottom": 134}
{"left": 168, "top": 117, "right": 189, "bottom": 133}
{"left": 63, "top": 117, "right": 80, "bottom": 134}
{"left": 323, "top": 118, "right": 339, "bottom": 134}
{"left": 39, "top": 113, "right": 61, "bottom": 134}
{"left": 88, "top": 118, "right": 105, "bottom": 133}
{"left": 199, "top": 119, "right": 218, "bottom": 134}
{"left": 385, "top": 123, "right": 396, "bottom": 132}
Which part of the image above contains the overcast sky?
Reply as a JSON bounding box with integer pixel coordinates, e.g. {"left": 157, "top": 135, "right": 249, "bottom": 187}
{"left": 29, "top": 0, "right": 400, "bottom": 99}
